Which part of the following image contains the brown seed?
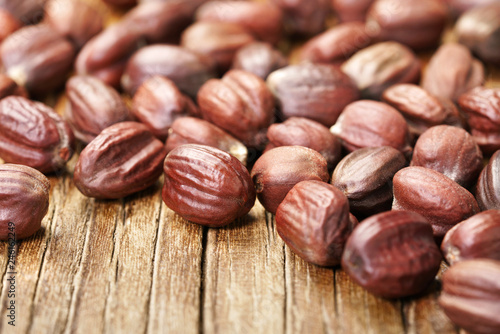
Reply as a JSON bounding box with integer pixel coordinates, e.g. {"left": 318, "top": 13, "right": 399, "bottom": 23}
{"left": 0, "top": 8, "right": 20, "bottom": 43}
{"left": 341, "top": 210, "right": 442, "bottom": 298}
{"left": 299, "top": 22, "right": 374, "bottom": 65}
{"left": 196, "top": 1, "right": 283, "bottom": 45}
{"left": 0, "top": 24, "right": 76, "bottom": 95}
{"left": 382, "top": 84, "right": 464, "bottom": 137}
{"left": 162, "top": 144, "right": 256, "bottom": 227}
{"left": 251, "top": 146, "right": 330, "bottom": 215}
{"left": 366, "top": 0, "right": 448, "bottom": 50}
{"left": 181, "top": 21, "right": 256, "bottom": 74}
{"left": 331, "top": 0, "right": 375, "bottom": 22}
{"left": 341, "top": 41, "right": 421, "bottom": 99}
{"left": 330, "top": 100, "right": 412, "bottom": 155}
{"left": 267, "top": 63, "right": 360, "bottom": 127}
{"left": 232, "top": 42, "right": 288, "bottom": 80}
{"left": 411, "top": 125, "right": 483, "bottom": 189}
{"left": 441, "top": 210, "right": 500, "bottom": 265}
{"left": 165, "top": 117, "right": 248, "bottom": 165}
{"left": 392, "top": 166, "right": 480, "bottom": 239}
{"left": 65, "top": 75, "right": 133, "bottom": 144}
{"left": 439, "top": 259, "right": 500, "bottom": 334}
{"left": 121, "top": 44, "right": 216, "bottom": 98}
{"left": 265, "top": 117, "right": 342, "bottom": 171}
{"left": 197, "top": 69, "right": 275, "bottom": 149}
{"left": 475, "top": 149, "right": 500, "bottom": 211}
{"left": 0, "top": 164, "right": 50, "bottom": 240}
{"left": 276, "top": 180, "right": 353, "bottom": 266}
{"left": 74, "top": 122, "right": 167, "bottom": 199}
{"left": 270, "top": 0, "right": 330, "bottom": 36}
{"left": 132, "top": 76, "right": 198, "bottom": 141}
{"left": 0, "top": 0, "right": 46, "bottom": 23}
{"left": 0, "top": 96, "right": 75, "bottom": 173}
{"left": 422, "top": 42, "right": 485, "bottom": 102}
{"left": 458, "top": 86, "right": 500, "bottom": 155}
{"left": 43, "top": 0, "right": 103, "bottom": 49}
{"left": 331, "top": 146, "right": 406, "bottom": 218}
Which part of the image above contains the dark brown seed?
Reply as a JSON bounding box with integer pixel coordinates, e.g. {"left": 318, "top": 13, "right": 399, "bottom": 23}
{"left": 441, "top": 210, "right": 500, "bottom": 265}
{"left": 74, "top": 122, "right": 167, "bottom": 199}
{"left": 267, "top": 63, "right": 360, "bottom": 127}
{"left": 439, "top": 259, "right": 500, "bottom": 334}
{"left": 270, "top": 0, "right": 330, "bottom": 36}
{"left": 341, "top": 210, "right": 442, "bottom": 298}
{"left": 276, "top": 180, "right": 353, "bottom": 266}
{"left": 475, "top": 149, "right": 500, "bottom": 211}
{"left": 0, "top": 164, "right": 50, "bottom": 240}
{"left": 392, "top": 166, "right": 480, "bottom": 239}
{"left": 162, "top": 144, "right": 256, "bottom": 227}
{"left": 0, "top": 96, "right": 75, "bottom": 173}
{"left": 232, "top": 42, "right": 288, "bottom": 80}
{"left": 251, "top": 146, "right": 330, "bottom": 215}
{"left": 331, "top": 146, "right": 406, "bottom": 218}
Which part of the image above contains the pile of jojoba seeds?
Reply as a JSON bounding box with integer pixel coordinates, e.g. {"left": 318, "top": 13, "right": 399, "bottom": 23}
{"left": 0, "top": 1, "right": 499, "bottom": 333}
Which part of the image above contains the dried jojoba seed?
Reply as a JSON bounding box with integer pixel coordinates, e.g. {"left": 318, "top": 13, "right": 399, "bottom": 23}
{"left": 458, "top": 86, "right": 500, "bottom": 155}
{"left": 266, "top": 63, "right": 359, "bottom": 127}
{"left": 331, "top": 0, "right": 375, "bottom": 22}
{"left": 439, "top": 259, "right": 500, "bottom": 334}
{"left": 0, "top": 164, "right": 50, "bottom": 240}
{"left": 132, "top": 76, "right": 198, "bottom": 141}
{"left": 392, "top": 166, "right": 480, "bottom": 239}
{"left": 265, "top": 117, "right": 342, "bottom": 171}
{"left": 331, "top": 146, "right": 406, "bottom": 218}
{"left": 366, "top": 0, "right": 448, "bottom": 50}
{"left": 121, "top": 44, "right": 216, "bottom": 98}
{"left": 270, "top": 0, "right": 330, "bottom": 36}
{"left": 65, "top": 75, "right": 133, "bottom": 144}
{"left": 441, "top": 210, "right": 500, "bottom": 265}
{"left": 0, "top": 96, "right": 75, "bottom": 173}
{"left": 196, "top": 1, "right": 283, "bottom": 45}
{"left": 341, "top": 41, "right": 421, "bottom": 99}
{"left": 410, "top": 125, "right": 483, "bottom": 189}
{"left": 74, "top": 122, "right": 167, "bottom": 199}
{"left": 251, "top": 146, "right": 330, "bottom": 215}
{"left": 0, "top": 0, "right": 46, "bottom": 23}
{"left": 232, "top": 42, "right": 288, "bottom": 80}
{"left": 456, "top": 3, "right": 500, "bottom": 64}
{"left": 299, "top": 22, "right": 374, "bottom": 65}
{"left": 0, "top": 24, "right": 76, "bottom": 95}
{"left": 0, "top": 8, "right": 20, "bottom": 43}
{"left": 181, "top": 21, "right": 256, "bottom": 74}
{"left": 330, "top": 100, "right": 412, "bottom": 155}
{"left": 382, "top": 84, "right": 464, "bottom": 137}
{"left": 276, "top": 180, "right": 353, "bottom": 266}
{"left": 165, "top": 117, "right": 248, "bottom": 165}
{"left": 422, "top": 43, "right": 485, "bottom": 102}
{"left": 342, "top": 210, "right": 442, "bottom": 298}
{"left": 197, "top": 69, "right": 274, "bottom": 149}
{"left": 162, "top": 144, "right": 256, "bottom": 227}
{"left": 475, "top": 149, "right": 500, "bottom": 210}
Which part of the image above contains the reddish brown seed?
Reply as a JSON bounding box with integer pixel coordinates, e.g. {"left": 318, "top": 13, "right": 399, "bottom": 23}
{"left": 65, "top": 75, "right": 133, "bottom": 144}
{"left": 251, "top": 146, "right": 330, "bottom": 215}
{"left": 232, "top": 42, "right": 288, "bottom": 80}
{"left": 74, "top": 122, "right": 167, "bottom": 199}
{"left": 441, "top": 210, "right": 500, "bottom": 265}
{"left": 475, "top": 150, "right": 500, "bottom": 211}
{"left": 270, "top": 0, "right": 330, "bottom": 36}
{"left": 0, "top": 96, "right": 75, "bottom": 173}
{"left": 197, "top": 69, "right": 275, "bottom": 149}
{"left": 341, "top": 210, "right": 442, "bottom": 298}
{"left": 392, "top": 166, "right": 480, "bottom": 239}
{"left": 266, "top": 63, "right": 360, "bottom": 127}
{"left": 132, "top": 76, "right": 198, "bottom": 141}
{"left": 439, "top": 259, "right": 500, "bottom": 334}
{"left": 331, "top": 0, "right": 375, "bottom": 22}
{"left": 0, "top": 8, "right": 21, "bottom": 43}
{"left": 0, "top": 164, "right": 50, "bottom": 240}
{"left": 276, "top": 180, "right": 353, "bottom": 266}
{"left": 162, "top": 144, "right": 256, "bottom": 227}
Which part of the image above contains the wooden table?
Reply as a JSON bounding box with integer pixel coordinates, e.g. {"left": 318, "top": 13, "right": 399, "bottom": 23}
{"left": 1, "top": 1, "right": 499, "bottom": 333}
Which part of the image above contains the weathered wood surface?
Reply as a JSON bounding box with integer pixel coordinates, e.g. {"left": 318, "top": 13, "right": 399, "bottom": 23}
{"left": 0, "top": 1, "right": 499, "bottom": 333}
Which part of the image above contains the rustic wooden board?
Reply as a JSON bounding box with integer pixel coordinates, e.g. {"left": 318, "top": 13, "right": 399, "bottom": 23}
{"left": 1, "top": 1, "right": 499, "bottom": 333}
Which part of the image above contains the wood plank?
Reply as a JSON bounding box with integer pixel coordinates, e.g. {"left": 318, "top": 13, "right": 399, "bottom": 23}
{"left": 146, "top": 205, "right": 204, "bottom": 334}
{"left": 102, "top": 184, "right": 162, "bottom": 334}
{"left": 284, "top": 247, "right": 337, "bottom": 334}
{"left": 335, "top": 269, "right": 406, "bottom": 334}
{"left": 203, "top": 203, "right": 285, "bottom": 334}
